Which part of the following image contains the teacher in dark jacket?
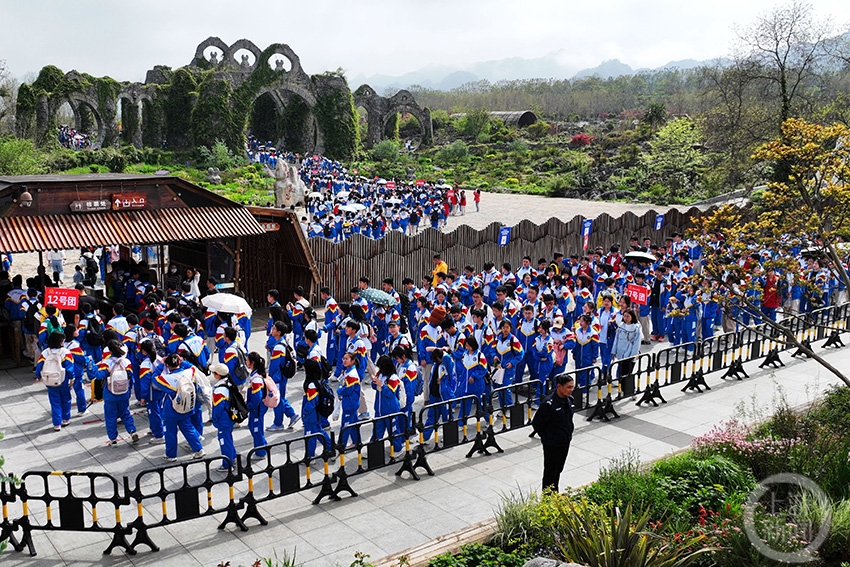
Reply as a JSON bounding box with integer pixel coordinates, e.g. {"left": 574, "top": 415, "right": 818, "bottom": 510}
{"left": 531, "top": 373, "right": 575, "bottom": 492}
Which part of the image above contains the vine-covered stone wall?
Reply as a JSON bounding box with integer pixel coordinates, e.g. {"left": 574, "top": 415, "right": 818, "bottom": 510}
{"left": 12, "top": 39, "right": 375, "bottom": 160}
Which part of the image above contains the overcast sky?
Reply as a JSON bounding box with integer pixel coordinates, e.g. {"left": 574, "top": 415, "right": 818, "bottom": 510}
{"left": 3, "top": 0, "right": 850, "bottom": 83}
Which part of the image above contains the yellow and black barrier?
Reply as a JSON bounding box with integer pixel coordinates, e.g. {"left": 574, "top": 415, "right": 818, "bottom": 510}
{"left": 124, "top": 455, "right": 243, "bottom": 555}
{"left": 238, "top": 431, "right": 339, "bottom": 524}
{"left": 10, "top": 470, "right": 131, "bottom": 557}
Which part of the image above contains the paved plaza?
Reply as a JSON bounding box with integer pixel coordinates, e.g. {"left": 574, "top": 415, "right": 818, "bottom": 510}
{"left": 0, "top": 325, "right": 847, "bottom": 567}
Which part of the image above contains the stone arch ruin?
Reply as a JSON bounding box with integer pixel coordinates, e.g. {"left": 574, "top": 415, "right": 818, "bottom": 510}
{"left": 17, "top": 37, "right": 427, "bottom": 158}
{"left": 354, "top": 85, "right": 433, "bottom": 149}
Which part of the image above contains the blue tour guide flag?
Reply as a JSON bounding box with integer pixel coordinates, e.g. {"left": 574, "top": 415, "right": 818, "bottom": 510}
{"left": 582, "top": 219, "right": 593, "bottom": 251}
{"left": 498, "top": 226, "right": 512, "bottom": 246}
{"left": 655, "top": 214, "right": 665, "bottom": 231}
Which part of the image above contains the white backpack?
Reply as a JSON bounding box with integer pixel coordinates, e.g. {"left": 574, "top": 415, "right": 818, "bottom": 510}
{"left": 108, "top": 357, "right": 131, "bottom": 395}
{"left": 172, "top": 369, "right": 197, "bottom": 414}
{"left": 41, "top": 348, "right": 67, "bottom": 387}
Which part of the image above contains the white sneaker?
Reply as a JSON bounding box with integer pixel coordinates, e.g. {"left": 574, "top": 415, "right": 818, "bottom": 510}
{"left": 192, "top": 450, "right": 206, "bottom": 459}
{"left": 149, "top": 437, "right": 165, "bottom": 445}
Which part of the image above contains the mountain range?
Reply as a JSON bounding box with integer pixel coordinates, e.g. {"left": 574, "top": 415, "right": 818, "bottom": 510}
{"left": 349, "top": 49, "right": 727, "bottom": 93}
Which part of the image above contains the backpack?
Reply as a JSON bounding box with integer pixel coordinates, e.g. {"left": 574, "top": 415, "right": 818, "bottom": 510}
{"left": 41, "top": 348, "right": 67, "bottom": 387}
{"left": 316, "top": 379, "right": 335, "bottom": 417}
{"left": 319, "top": 355, "right": 333, "bottom": 381}
{"left": 171, "top": 370, "right": 197, "bottom": 414}
{"left": 179, "top": 340, "right": 209, "bottom": 374}
{"left": 295, "top": 343, "right": 309, "bottom": 360}
{"left": 262, "top": 375, "right": 280, "bottom": 409}
{"left": 226, "top": 380, "right": 249, "bottom": 423}
{"left": 181, "top": 298, "right": 206, "bottom": 322}
{"left": 25, "top": 301, "right": 40, "bottom": 333}
{"left": 147, "top": 333, "right": 168, "bottom": 358}
{"left": 281, "top": 344, "right": 296, "bottom": 379}
{"left": 107, "top": 357, "right": 131, "bottom": 395}
{"left": 85, "top": 317, "right": 104, "bottom": 347}
{"left": 45, "top": 316, "right": 62, "bottom": 338}
{"left": 233, "top": 346, "right": 250, "bottom": 384}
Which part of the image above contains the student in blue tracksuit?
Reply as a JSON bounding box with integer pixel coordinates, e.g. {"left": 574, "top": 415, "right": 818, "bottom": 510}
{"left": 94, "top": 340, "right": 140, "bottom": 446}
{"left": 597, "top": 294, "right": 619, "bottom": 373}
{"left": 63, "top": 326, "right": 88, "bottom": 415}
{"left": 531, "top": 320, "right": 555, "bottom": 398}
{"left": 423, "top": 348, "right": 456, "bottom": 441}
{"left": 573, "top": 314, "right": 599, "bottom": 388}
{"left": 493, "top": 320, "right": 524, "bottom": 410}
{"left": 245, "top": 352, "right": 271, "bottom": 458}
{"left": 153, "top": 353, "right": 205, "bottom": 461}
{"left": 337, "top": 352, "right": 362, "bottom": 447}
{"left": 699, "top": 279, "right": 720, "bottom": 340}
{"left": 35, "top": 331, "right": 75, "bottom": 431}
{"left": 218, "top": 327, "right": 247, "bottom": 386}
{"left": 321, "top": 288, "right": 340, "bottom": 365}
{"left": 392, "top": 346, "right": 420, "bottom": 424}
{"left": 267, "top": 321, "right": 300, "bottom": 431}
{"left": 513, "top": 306, "right": 539, "bottom": 384}
{"left": 457, "top": 335, "right": 489, "bottom": 421}
{"left": 210, "top": 363, "right": 237, "bottom": 472}
{"left": 679, "top": 284, "right": 700, "bottom": 350}
{"left": 138, "top": 340, "right": 165, "bottom": 444}
{"left": 371, "top": 356, "right": 404, "bottom": 452}
{"left": 302, "top": 359, "right": 332, "bottom": 458}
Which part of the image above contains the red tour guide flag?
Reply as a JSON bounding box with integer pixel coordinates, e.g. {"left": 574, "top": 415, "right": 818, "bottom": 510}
{"left": 45, "top": 288, "right": 80, "bottom": 310}
{"left": 625, "top": 284, "right": 649, "bottom": 306}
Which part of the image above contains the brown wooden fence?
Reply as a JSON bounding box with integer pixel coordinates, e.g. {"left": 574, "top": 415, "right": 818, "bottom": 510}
{"left": 308, "top": 207, "right": 706, "bottom": 303}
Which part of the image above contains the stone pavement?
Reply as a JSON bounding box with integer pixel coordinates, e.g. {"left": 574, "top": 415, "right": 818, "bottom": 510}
{"left": 0, "top": 330, "right": 847, "bottom": 567}
{"left": 440, "top": 193, "right": 696, "bottom": 232}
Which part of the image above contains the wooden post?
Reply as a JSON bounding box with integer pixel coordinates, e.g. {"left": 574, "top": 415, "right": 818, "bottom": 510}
{"left": 234, "top": 236, "right": 242, "bottom": 292}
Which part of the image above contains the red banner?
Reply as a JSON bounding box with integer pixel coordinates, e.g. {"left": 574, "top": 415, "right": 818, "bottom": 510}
{"left": 45, "top": 288, "right": 80, "bottom": 310}
{"left": 625, "top": 284, "right": 649, "bottom": 306}
{"left": 386, "top": 181, "right": 396, "bottom": 189}
{"left": 415, "top": 179, "right": 425, "bottom": 187}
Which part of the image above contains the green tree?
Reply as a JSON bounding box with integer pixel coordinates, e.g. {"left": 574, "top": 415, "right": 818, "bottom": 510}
{"left": 456, "top": 108, "right": 491, "bottom": 138}
{"left": 640, "top": 117, "right": 707, "bottom": 200}
{"left": 435, "top": 140, "right": 469, "bottom": 166}
{"left": 0, "top": 137, "right": 44, "bottom": 175}
{"left": 641, "top": 102, "right": 667, "bottom": 131}
{"left": 370, "top": 139, "right": 400, "bottom": 162}
{"left": 733, "top": 0, "right": 832, "bottom": 127}
{"left": 0, "top": 60, "right": 16, "bottom": 136}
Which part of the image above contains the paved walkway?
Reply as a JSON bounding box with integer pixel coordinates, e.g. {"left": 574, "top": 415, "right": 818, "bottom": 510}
{"left": 0, "top": 329, "right": 847, "bottom": 567}
{"left": 441, "top": 193, "right": 693, "bottom": 232}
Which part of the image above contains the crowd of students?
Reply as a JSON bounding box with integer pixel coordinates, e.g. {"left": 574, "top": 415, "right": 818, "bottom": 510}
{"left": 58, "top": 125, "right": 93, "bottom": 150}
{"left": 295, "top": 155, "right": 481, "bottom": 240}
{"left": 2, "top": 227, "right": 848, "bottom": 471}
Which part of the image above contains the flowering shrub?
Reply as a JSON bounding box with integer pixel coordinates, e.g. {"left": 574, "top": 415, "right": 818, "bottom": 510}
{"left": 685, "top": 504, "right": 816, "bottom": 567}
{"left": 569, "top": 133, "right": 595, "bottom": 147}
{"left": 692, "top": 420, "right": 801, "bottom": 480}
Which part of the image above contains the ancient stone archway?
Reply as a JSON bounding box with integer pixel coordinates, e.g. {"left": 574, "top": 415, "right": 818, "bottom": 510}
{"left": 354, "top": 85, "right": 433, "bottom": 149}
{"left": 18, "top": 38, "right": 353, "bottom": 157}
{"left": 250, "top": 85, "right": 322, "bottom": 154}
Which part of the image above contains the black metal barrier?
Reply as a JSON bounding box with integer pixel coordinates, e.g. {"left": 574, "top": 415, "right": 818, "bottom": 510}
{"left": 10, "top": 470, "right": 131, "bottom": 556}
{"left": 125, "top": 455, "right": 243, "bottom": 554}
{"left": 1, "top": 303, "right": 846, "bottom": 557}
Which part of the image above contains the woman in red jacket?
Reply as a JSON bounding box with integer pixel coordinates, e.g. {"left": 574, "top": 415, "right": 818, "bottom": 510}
{"left": 761, "top": 267, "right": 782, "bottom": 322}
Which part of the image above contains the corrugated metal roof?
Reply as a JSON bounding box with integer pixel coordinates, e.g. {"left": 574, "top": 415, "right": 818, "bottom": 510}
{"left": 0, "top": 207, "right": 266, "bottom": 253}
